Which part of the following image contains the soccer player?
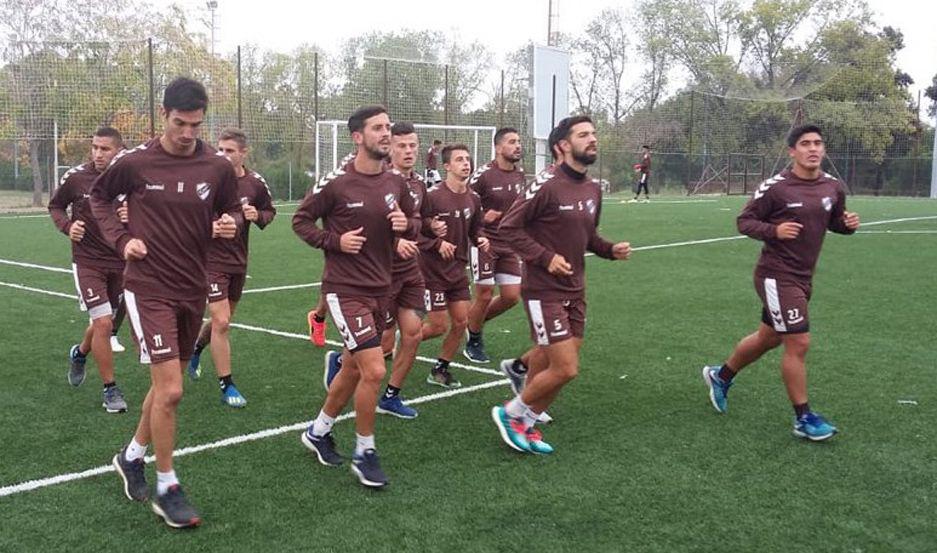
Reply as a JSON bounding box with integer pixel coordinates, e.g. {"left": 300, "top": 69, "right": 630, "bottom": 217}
{"left": 702, "top": 124, "right": 860, "bottom": 441}
{"left": 631, "top": 145, "right": 651, "bottom": 202}
{"left": 187, "top": 128, "right": 277, "bottom": 408}
{"left": 463, "top": 128, "right": 526, "bottom": 363}
{"left": 49, "top": 126, "right": 128, "bottom": 413}
{"left": 293, "top": 105, "right": 414, "bottom": 488}
{"left": 419, "top": 144, "right": 490, "bottom": 388}
{"left": 491, "top": 116, "right": 631, "bottom": 454}
{"left": 95, "top": 77, "right": 241, "bottom": 528}
{"left": 497, "top": 124, "right": 565, "bottom": 421}
{"left": 372, "top": 122, "right": 427, "bottom": 418}
{"left": 425, "top": 139, "right": 442, "bottom": 187}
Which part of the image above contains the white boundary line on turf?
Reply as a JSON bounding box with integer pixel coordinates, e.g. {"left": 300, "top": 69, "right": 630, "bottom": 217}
{"left": 858, "top": 230, "right": 937, "bottom": 234}
{"left": 241, "top": 282, "right": 321, "bottom": 294}
{"left": 0, "top": 213, "right": 49, "bottom": 219}
{"left": 227, "top": 321, "right": 503, "bottom": 377}
{"left": 0, "top": 258, "right": 72, "bottom": 273}
{"left": 0, "top": 281, "right": 76, "bottom": 299}
{"left": 0, "top": 378, "right": 509, "bottom": 498}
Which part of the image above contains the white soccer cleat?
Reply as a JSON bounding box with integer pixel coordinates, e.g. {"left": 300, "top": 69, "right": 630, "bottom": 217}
{"left": 110, "top": 335, "right": 126, "bottom": 353}
{"left": 537, "top": 411, "right": 553, "bottom": 424}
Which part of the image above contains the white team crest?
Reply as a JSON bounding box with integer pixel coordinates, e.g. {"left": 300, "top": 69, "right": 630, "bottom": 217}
{"left": 586, "top": 198, "right": 596, "bottom": 214}
{"left": 822, "top": 196, "right": 832, "bottom": 212}
{"left": 463, "top": 207, "right": 471, "bottom": 219}
{"left": 196, "top": 182, "right": 211, "bottom": 201}
{"left": 384, "top": 193, "right": 396, "bottom": 210}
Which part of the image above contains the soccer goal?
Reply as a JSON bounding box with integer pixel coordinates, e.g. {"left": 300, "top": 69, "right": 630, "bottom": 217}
{"left": 314, "top": 121, "right": 496, "bottom": 182}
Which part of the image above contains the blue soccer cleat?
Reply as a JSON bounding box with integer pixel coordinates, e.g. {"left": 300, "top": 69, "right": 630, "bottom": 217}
{"left": 221, "top": 383, "right": 247, "bottom": 408}
{"left": 377, "top": 395, "right": 418, "bottom": 419}
{"left": 793, "top": 411, "right": 838, "bottom": 442}
{"left": 323, "top": 350, "right": 342, "bottom": 391}
{"left": 187, "top": 350, "right": 202, "bottom": 381}
{"left": 702, "top": 365, "right": 732, "bottom": 414}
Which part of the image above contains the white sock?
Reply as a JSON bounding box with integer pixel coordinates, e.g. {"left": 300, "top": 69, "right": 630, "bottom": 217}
{"left": 125, "top": 438, "right": 147, "bottom": 462}
{"left": 522, "top": 408, "right": 539, "bottom": 430}
{"left": 311, "top": 410, "right": 336, "bottom": 437}
{"left": 156, "top": 470, "right": 179, "bottom": 496}
{"left": 355, "top": 433, "right": 375, "bottom": 456}
{"left": 505, "top": 396, "right": 529, "bottom": 419}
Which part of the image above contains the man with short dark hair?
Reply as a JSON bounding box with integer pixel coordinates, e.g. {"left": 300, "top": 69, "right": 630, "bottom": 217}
{"left": 464, "top": 127, "right": 526, "bottom": 363}
{"left": 631, "top": 144, "right": 651, "bottom": 202}
{"left": 425, "top": 139, "right": 442, "bottom": 187}
{"left": 493, "top": 116, "right": 631, "bottom": 454}
{"left": 95, "top": 77, "right": 242, "bottom": 528}
{"left": 49, "top": 126, "right": 127, "bottom": 413}
{"left": 188, "top": 127, "right": 277, "bottom": 408}
{"left": 419, "top": 144, "right": 489, "bottom": 388}
{"left": 702, "top": 124, "right": 860, "bottom": 441}
{"left": 294, "top": 105, "right": 415, "bottom": 488}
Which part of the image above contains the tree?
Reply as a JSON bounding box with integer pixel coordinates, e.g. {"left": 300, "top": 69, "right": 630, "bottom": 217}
{"left": 926, "top": 74, "right": 937, "bottom": 118}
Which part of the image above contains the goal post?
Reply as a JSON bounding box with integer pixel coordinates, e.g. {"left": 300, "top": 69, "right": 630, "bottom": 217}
{"left": 314, "top": 121, "right": 496, "bottom": 182}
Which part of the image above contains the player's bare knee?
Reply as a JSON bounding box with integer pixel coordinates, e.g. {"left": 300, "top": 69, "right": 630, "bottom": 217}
{"left": 91, "top": 316, "right": 113, "bottom": 335}
{"left": 782, "top": 333, "right": 810, "bottom": 356}
{"left": 501, "top": 288, "right": 521, "bottom": 305}
{"left": 212, "top": 316, "right": 231, "bottom": 335}
{"left": 157, "top": 384, "right": 184, "bottom": 408}
{"left": 555, "top": 361, "right": 579, "bottom": 382}
{"left": 449, "top": 316, "right": 468, "bottom": 334}
{"left": 475, "top": 287, "right": 493, "bottom": 302}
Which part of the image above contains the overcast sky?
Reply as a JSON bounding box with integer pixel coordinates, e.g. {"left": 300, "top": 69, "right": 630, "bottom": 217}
{"left": 175, "top": 0, "right": 936, "bottom": 114}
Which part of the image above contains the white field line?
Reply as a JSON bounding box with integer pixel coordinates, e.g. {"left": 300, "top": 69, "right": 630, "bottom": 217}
{"left": 0, "top": 378, "right": 509, "bottom": 498}
{"left": 0, "top": 258, "right": 71, "bottom": 273}
{"left": 861, "top": 215, "right": 937, "bottom": 226}
{"left": 227, "top": 321, "right": 502, "bottom": 377}
{"left": 0, "top": 214, "right": 49, "bottom": 219}
{"left": 241, "top": 282, "right": 321, "bottom": 294}
{"left": 0, "top": 281, "right": 76, "bottom": 299}
{"left": 614, "top": 199, "right": 719, "bottom": 204}
{"left": 858, "top": 230, "right": 937, "bottom": 234}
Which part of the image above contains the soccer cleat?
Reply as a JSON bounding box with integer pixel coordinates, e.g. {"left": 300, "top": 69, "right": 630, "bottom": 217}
{"left": 490, "top": 405, "right": 530, "bottom": 453}
{"left": 221, "top": 384, "right": 247, "bottom": 408}
{"left": 109, "top": 335, "right": 126, "bottom": 353}
{"left": 186, "top": 350, "right": 202, "bottom": 381}
{"left": 301, "top": 429, "right": 345, "bottom": 466}
{"left": 102, "top": 385, "right": 128, "bottom": 413}
{"left": 793, "top": 411, "right": 838, "bottom": 442}
{"left": 537, "top": 411, "right": 554, "bottom": 424}
{"left": 426, "top": 367, "right": 461, "bottom": 389}
{"left": 323, "top": 350, "right": 342, "bottom": 391}
{"left": 68, "top": 345, "right": 87, "bottom": 387}
{"left": 525, "top": 427, "right": 554, "bottom": 454}
{"left": 112, "top": 446, "right": 149, "bottom": 502}
{"left": 151, "top": 485, "right": 201, "bottom": 529}
{"left": 377, "top": 395, "right": 418, "bottom": 419}
{"left": 702, "top": 365, "right": 732, "bottom": 414}
{"left": 499, "top": 359, "right": 526, "bottom": 395}
{"left": 463, "top": 332, "right": 490, "bottom": 363}
{"left": 308, "top": 310, "right": 327, "bottom": 347}
{"left": 351, "top": 449, "right": 388, "bottom": 488}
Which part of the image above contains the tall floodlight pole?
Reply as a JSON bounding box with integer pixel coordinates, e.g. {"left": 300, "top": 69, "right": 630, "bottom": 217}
{"left": 930, "top": 111, "right": 937, "bottom": 198}
{"left": 206, "top": 0, "right": 218, "bottom": 139}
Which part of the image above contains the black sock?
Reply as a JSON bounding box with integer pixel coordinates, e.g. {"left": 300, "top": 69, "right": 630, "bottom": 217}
{"left": 468, "top": 329, "right": 481, "bottom": 342}
{"left": 219, "top": 375, "right": 234, "bottom": 391}
{"left": 75, "top": 347, "right": 88, "bottom": 358}
{"left": 103, "top": 381, "right": 116, "bottom": 390}
{"left": 313, "top": 313, "right": 326, "bottom": 323}
{"left": 793, "top": 402, "right": 810, "bottom": 418}
{"left": 433, "top": 358, "right": 450, "bottom": 373}
{"left": 384, "top": 385, "right": 400, "bottom": 399}
{"left": 717, "top": 364, "right": 736, "bottom": 383}
{"left": 512, "top": 358, "right": 528, "bottom": 374}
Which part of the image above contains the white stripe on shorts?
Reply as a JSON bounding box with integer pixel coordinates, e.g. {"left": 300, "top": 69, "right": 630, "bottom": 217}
{"left": 71, "top": 263, "right": 87, "bottom": 312}
{"left": 470, "top": 246, "right": 482, "bottom": 282}
{"left": 122, "top": 290, "right": 151, "bottom": 364}
{"left": 325, "top": 293, "right": 357, "bottom": 350}
{"left": 527, "top": 299, "right": 550, "bottom": 346}
{"left": 763, "top": 278, "right": 787, "bottom": 332}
